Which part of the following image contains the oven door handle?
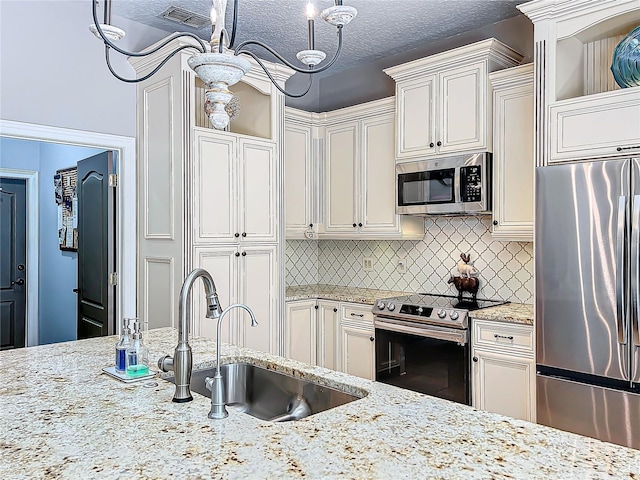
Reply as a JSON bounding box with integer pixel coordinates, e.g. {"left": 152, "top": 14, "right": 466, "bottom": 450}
{"left": 374, "top": 319, "right": 467, "bottom": 345}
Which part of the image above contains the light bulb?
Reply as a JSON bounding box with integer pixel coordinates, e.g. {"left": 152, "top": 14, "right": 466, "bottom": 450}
{"left": 306, "top": 2, "right": 315, "bottom": 19}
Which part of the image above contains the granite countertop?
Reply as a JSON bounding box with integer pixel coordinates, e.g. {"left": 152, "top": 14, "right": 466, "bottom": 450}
{"left": 2, "top": 327, "right": 638, "bottom": 479}
{"left": 471, "top": 303, "right": 534, "bottom": 326}
{"left": 285, "top": 284, "right": 413, "bottom": 305}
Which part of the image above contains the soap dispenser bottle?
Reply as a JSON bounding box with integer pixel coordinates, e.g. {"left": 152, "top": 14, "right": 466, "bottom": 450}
{"left": 115, "top": 318, "right": 132, "bottom": 373}
{"left": 126, "top": 319, "right": 150, "bottom": 377}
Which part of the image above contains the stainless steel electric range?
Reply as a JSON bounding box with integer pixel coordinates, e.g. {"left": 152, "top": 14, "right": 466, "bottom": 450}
{"left": 372, "top": 293, "right": 508, "bottom": 405}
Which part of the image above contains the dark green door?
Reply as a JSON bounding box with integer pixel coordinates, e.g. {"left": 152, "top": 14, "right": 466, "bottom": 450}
{"left": 77, "top": 151, "right": 115, "bottom": 339}
{"left": 0, "top": 177, "right": 27, "bottom": 349}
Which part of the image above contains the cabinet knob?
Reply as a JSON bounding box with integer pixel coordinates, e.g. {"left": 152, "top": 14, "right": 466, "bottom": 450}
{"left": 309, "top": 223, "right": 313, "bottom": 228}
{"left": 11, "top": 278, "right": 25, "bottom": 286}
{"left": 358, "top": 222, "right": 363, "bottom": 227}
{"left": 241, "top": 251, "right": 247, "bottom": 256}
{"left": 429, "top": 142, "right": 434, "bottom": 148}
{"left": 242, "top": 232, "right": 247, "bottom": 237}
{"left": 436, "top": 141, "right": 442, "bottom": 147}
{"left": 352, "top": 223, "right": 357, "bottom": 228}
{"left": 369, "top": 336, "right": 375, "bottom": 342}
{"left": 473, "top": 356, "right": 478, "bottom": 362}
{"left": 315, "top": 305, "right": 319, "bottom": 310}
{"left": 333, "top": 308, "right": 338, "bottom": 313}
{"left": 234, "top": 233, "right": 240, "bottom": 238}
{"left": 235, "top": 252, "right": 240, "bottom": 257}
{"left": 493, "top": 220, "right": 498, "bottom": 226}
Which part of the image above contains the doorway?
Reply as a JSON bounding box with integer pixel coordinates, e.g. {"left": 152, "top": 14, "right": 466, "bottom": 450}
{"left": 0, "top": 120, "right": 136, "bottom": 346}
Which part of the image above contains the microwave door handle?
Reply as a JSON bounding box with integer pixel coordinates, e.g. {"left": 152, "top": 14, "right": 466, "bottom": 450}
{"left": 454, "top": 167, "right": 461, "bottom": 204}
{"left": 617, "top": 196, "right": 628, "bottom": 345}
{"left": 631, "top": 195, "right": 640, "bottom": 346}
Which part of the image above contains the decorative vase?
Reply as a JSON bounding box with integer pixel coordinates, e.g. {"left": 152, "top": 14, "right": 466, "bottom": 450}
{"left": 611, "top": 25, "right": 640, "bottom": 88}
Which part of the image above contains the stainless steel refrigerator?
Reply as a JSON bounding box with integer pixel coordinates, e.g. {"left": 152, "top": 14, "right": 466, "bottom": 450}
{"left": 536, "top": 158, "right": 640, "bottom": 450}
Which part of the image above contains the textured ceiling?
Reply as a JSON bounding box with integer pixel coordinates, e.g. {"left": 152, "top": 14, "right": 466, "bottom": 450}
{"left": 110, "top": 0, "right": 524, "bottom": 77}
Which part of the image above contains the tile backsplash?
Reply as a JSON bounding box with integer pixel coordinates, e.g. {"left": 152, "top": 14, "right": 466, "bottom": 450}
{"left": 286, "top": 216, "right": 533, "bottom": 304}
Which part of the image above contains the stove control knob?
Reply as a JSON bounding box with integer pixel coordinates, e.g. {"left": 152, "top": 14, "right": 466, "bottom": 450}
{"left": 376, "top": 301, "right": 386, "bottom": 310}
{"left": 387, "top": 303, "right": 396, "bottom": 312}
{"left": 450, "top": 311, "right": 459, "bottom": 320}
{"left": 437, "top": 309, "right": 447, "bottom": 319}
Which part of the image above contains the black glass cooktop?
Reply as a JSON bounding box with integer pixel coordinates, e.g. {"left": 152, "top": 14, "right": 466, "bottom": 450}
{"left": 380, "top": 293, "right": 508, "bottom": 311}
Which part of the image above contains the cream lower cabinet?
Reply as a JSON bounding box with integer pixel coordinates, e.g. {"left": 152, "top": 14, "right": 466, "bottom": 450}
{"left": 490, "top": 65, "right": 534, "bottom": 242}
{"left": 284, "top": 300, "right": 317, "bottom": 365}
{"left": 194, "top": 245, "right": 279, "bottom": 355}
{"left": 471, "top": 319, "right": 535, "bottom": 422}
{"left": 339, "top": 304, "right": 375, "bottom": 381}
{"left": 317, "top": 300, "right": 339, "bottom": 370}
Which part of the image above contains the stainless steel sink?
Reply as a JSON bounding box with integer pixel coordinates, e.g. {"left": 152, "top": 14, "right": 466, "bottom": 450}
{"left": 166, "top": 362, "right": 362, "bottom": 422}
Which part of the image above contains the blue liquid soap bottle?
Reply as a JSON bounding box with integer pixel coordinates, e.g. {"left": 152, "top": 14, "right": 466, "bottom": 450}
{"left": 126, "top": 319, "right": 150, "bottom": 377}
{"left": 115, "top": 318, "right": 132, "bottom": 373}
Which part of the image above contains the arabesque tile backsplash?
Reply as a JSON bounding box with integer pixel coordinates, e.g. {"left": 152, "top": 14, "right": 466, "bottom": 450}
{"left": 286, "top": 217, "right": 533, "bottom": 304}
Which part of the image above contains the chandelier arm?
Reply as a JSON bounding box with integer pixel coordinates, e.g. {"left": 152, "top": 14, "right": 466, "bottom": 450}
{"left": 92, "top": 0, "right": 207, "bottom": 56}
{"left": 104, "top": 44, "right": 198, "bottom": 83}
{"left": 234, "top": 27, "right": 343, "bottom": 75}
{"left": 235, "top": 50, "right": 314, "bottom": 98}
{"left": 227, "top": 0, "right": 240, "bottom": 49}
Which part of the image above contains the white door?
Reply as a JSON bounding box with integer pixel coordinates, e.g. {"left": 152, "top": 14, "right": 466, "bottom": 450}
{"left": 340, "top": 322, "right": 375, "bottom": 380}
{"left": 317, "top": 300, "right": 339, "bottom": 370}
{"left": 285, "top": 122, "right": 314, "bottom": 237}
{"left": 324, "top": 121, "right": 359, "bottom": 233}
{"left": 192, "top": 129, "right": 237, "bottom": 244}
{"left": 438, "top": 62, "right": 486, "bottom": 154}
{"left": 239, "top": 138, "right": 278, "bottom": 243}
{"left": 238, "top": 245, "right": 278, "bottom": 354}
{"left": 192, "top": 246, "right": 238, "bottom": 344}
{"left": 472, "top": 349, "right": 535, "bottom": 422}
{"left": 395, "top": 75, "right": 437, "bottom": 160}
{"left": 359, "top": 114, "right": 401, "bottom": 235}
{"left": 284, "top": 300, "right": 317, "bottom": 365}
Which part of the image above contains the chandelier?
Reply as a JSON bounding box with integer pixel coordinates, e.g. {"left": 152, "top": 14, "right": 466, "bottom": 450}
{"left": 91, "top": 0, "right": 357, "bottom": 129}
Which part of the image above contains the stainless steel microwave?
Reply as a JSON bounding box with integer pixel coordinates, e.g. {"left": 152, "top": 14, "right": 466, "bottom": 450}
{"left": 396, "top": 152, "right": 491, "bottom": 215}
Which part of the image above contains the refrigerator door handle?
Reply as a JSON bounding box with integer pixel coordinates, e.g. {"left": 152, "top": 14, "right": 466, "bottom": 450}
{"left": 617, "top": 195, "right": 628, "bottom": 345}
{"left": 631, "top": 195, "right": 640, "bottom": 346}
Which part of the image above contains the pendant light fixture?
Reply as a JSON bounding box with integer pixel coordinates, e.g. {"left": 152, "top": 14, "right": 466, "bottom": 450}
{"left": 90, "top": 0, "right": 357, "bottom": 129}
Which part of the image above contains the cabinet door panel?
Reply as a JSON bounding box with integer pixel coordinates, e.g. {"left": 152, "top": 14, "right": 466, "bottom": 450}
{"left": 192, "top": 130, "right": 236, "bottom": 243}
{"left": 192, "top": 246, "right": 238, "bottom": 344}
{"left": 240, "top": 139, "right": 277, "bottom": 243}
{"left": 340, "top": 322, "right": 375, "bottom": 380}
{"left": 284, "top": 300, "right": 317, "bottom": 365}
{"left": 285, "top": 122, "right": 313, "bottom": 236}
{"left": 439, "top": 63, "right": 486, "bottom": 153}
{"left": 396, "top": 75, "right": 437, "bottom": 159}
{"left": 360, "top": 114, "right": 400, "bottom": 234}
{"left": 317, "top": 301, "right": 339, "bottom": 370}
{"left": 324, "top": 122, "right": 358, "bottom": 233}
{"left": 239, "top": 246, "right": 278, "bottom": 354}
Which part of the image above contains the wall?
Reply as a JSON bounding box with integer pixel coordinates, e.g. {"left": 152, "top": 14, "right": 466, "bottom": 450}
{"left": 0, "top": 137, "right": 104, "bottom": 344}
{"left": 0, "top": 1, "right": 167, "bottom": 137}
{"left": 287, "top": 14, "right": 534, "bottom": 112}
{"left": 286, "top": 217, "right": 533, "bottom": 304}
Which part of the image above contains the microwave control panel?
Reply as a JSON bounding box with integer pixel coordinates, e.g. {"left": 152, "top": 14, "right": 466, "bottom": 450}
{"left": 460, "top": 165, "right": 482, "bottom": 202}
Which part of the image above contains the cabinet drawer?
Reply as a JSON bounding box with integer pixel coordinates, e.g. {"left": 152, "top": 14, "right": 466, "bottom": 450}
{"left": 472, "top": 319, "right": 533, "bottom": 355}
{"left": 549, "top": 88, "right": 640, "bottom": 163}
{"left": 341, "top": 304, "right": 374, "bottom": 324}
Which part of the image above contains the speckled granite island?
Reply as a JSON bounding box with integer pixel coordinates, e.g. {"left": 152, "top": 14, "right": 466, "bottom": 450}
{"left": 2, "top": 328, "right": 639, "bottom": 479}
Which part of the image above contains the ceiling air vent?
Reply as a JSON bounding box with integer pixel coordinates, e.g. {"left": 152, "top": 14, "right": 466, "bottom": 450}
{"left": 160, "top": 6, "right": 211, "bottom": 29}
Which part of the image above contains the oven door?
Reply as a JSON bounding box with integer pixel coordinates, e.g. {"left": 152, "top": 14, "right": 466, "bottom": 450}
{"left": 374, "top": 317, "right": 470, "bottom": 405}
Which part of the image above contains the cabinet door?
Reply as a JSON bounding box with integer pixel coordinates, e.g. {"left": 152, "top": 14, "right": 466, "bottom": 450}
{"left": 324, "top": 121, "right": 359, "bottom": 233}
{"left": 472, "top": 349, "right": 535, "bottom": 422}
{"left": 239, "top": 138, "right": 278, "bottom": 243}
{"left": 238, "top": 245, "right": 278, "bottom": 354}
{"left": 284, "top": 300, "right": 317, "bottom": 365}
{"left": 285, "top": 121, "right": 314, "bottom": 238}
{"left": 317, "top": 301, "right": 339, "bottom": 370}
{"left": 492, "top": 80, "right": 534, "bottom": 241}
{"left": 438, "top": 62, "right": 487, "bottom": 154}
{"left": 395, "top": 75, "right": 437, "bottom": 160}
{"left": 340, "top": 322, "right": 375, "bottom": 381}
{"left": 192, "top": 129, "right": 237, "bottom": 244}
{"left": 192, "top": 246, "right": 238, "bottom": 344}
{"left": 359, "top": 114, "right": 402, "bottom": 235}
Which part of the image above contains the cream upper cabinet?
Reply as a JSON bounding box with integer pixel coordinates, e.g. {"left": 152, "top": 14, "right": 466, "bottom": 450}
{"left": 471, "top": 318, "right": 535, "bottom": 422}
{"left": 490, "top": 65, "right": 535, "bottom": 242}
{"left": 384, "top": 39, "right": 523, "bottom": 162}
